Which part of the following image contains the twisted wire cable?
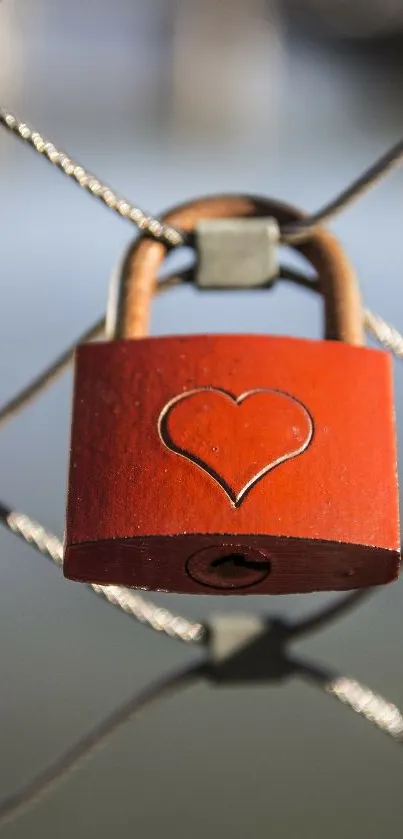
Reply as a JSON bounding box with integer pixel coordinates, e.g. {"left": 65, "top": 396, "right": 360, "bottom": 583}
{"left": 365, "top": 308, "right": 403, "bottom": 357}
{"left": 0, "top": 663, "right": 206, "bottom": 829}
{"left": 1, "top": 503, "right": 206, "bottom": 645}
{"left": 2, "top": 107, "right": 402, "bottom": 246}
{"left": 0, "top": 108, "right": 184, "bottom": 247}
{"left": 326, "top": 676, "right": 403, "bottom": 740}
{"left": 281, "top": 138, "right": 403, "bottom": 243}
{"left": 298, "top": 660, "right": 403, "bottom": 742}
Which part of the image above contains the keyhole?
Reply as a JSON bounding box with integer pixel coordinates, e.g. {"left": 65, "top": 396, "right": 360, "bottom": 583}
{"left": 210, "top": 552, "right": 270, "bottom": 579}
{"left": 186, "top": 545, "right": 271, "bottom": 590}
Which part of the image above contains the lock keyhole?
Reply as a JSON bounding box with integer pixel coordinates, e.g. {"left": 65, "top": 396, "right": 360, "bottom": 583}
{"left": 210, "top": 552, "right": 270, "bottom": 580}
{"left": 186, "top": 545, "right": 271, "bottom": 590}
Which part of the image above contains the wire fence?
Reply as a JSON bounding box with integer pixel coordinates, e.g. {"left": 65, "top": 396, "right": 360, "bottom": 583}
{"left": 0, "top": 106, "right": 403, "bottom": 828}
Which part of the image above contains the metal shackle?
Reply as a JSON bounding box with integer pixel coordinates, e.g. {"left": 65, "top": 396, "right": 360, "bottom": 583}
{"left": 111, "top": 194, "right": 364, "bottom": 345}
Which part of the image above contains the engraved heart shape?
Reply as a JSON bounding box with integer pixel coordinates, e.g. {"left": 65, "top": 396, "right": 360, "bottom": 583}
{"left": 158, "top": 387, "right": 314, "bottom": 506}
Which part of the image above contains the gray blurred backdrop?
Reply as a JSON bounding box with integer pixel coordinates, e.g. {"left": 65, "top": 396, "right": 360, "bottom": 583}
{"left": 0, "top": 2, "right": 403, "bottom": 837}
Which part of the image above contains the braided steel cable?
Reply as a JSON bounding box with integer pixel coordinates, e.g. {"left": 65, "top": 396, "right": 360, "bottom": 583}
{"left": 1, "top": 107, "right": 402, "bottom": 246}
{"left": 0, "top": 108, "right": 184, "bottom": 247}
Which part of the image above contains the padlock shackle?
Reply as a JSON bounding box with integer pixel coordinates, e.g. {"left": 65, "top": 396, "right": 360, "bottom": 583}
{"left": 113, "top": 194, "right": 364, "bottom": 345}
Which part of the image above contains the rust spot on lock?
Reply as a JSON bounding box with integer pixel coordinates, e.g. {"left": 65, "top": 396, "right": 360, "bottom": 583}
{"left": 186, "top": 544, "right": 271, "bottom": 589}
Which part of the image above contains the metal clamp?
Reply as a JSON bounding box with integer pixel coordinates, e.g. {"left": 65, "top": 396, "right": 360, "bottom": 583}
{"left": 196, "top": 217, "right": 279, "bottom": 289}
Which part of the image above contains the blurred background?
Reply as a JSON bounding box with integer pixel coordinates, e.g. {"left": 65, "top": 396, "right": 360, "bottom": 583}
{"left": 0, "top": 1, "right": 403, "bottom": 837}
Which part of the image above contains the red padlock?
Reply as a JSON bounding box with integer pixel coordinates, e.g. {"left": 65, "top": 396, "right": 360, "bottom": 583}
{"left": 64, "top": 195, "right": 400, "bottom": 594}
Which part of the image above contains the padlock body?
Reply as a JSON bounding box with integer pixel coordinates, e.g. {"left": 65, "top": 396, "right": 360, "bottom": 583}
{"left": 64, "top": 334, "right": 400, "bottom": 593}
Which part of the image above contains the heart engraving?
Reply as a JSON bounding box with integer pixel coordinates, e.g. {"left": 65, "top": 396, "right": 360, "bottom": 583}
{"left": 158, "top": 387, "right": 314, "bottom": 506}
